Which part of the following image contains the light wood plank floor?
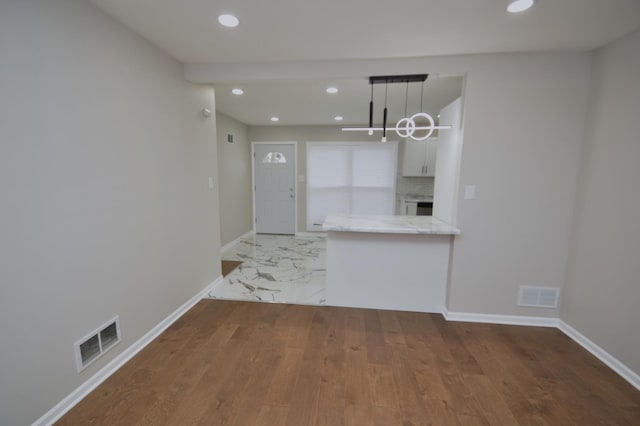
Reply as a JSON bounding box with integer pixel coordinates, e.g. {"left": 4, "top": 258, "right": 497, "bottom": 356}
{"left": 58, "top": 300, "right": 640, "bottom": 425}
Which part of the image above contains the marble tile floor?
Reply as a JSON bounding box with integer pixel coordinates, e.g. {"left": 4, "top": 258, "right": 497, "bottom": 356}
{"left": 207, "top": 233, "right": 326, "bottom": 305}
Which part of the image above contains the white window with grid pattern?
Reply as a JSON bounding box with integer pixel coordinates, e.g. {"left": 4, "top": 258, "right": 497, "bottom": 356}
{"left": 307, "top": 142, "right": 398, "bottom": 230}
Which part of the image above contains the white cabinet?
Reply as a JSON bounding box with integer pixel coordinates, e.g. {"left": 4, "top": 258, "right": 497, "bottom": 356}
{"left": 425, "top": 138, "right": 437, "bottom": 177}
{"left": 400, "top": 200, "right": 417, "bottom": 216}
{"left": 402, "top": 138, "right": 437, "bottom": 177}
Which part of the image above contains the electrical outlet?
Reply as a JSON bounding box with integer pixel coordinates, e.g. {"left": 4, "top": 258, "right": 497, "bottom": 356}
{"left": 464, "top": 185, "right": 476, "bottom": 200}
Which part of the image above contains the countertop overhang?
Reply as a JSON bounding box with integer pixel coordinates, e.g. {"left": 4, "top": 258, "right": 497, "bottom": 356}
{"left": 322, "top": 214, "right": 460, "bottom": 235}
{"left": 399, "top": 195, "right": 434, "bottom": 203}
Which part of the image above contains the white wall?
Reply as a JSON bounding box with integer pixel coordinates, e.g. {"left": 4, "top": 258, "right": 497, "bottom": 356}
{"left": 433, "top": 97, "right": 463, "bottom": 224}
{"left": 0, "top": 1, "right": 221, "bottom": 424}
{"left": 229, "top": 52, "right": 591, "bottom": 317}
{"left": 446, "top": 55, "right": 591, "bottom": 318}
{"left": 562, "top": 30, "right": 640, "bottom": 376}
{"left": 215, "top": 112, "right": 253, "bottom": 246}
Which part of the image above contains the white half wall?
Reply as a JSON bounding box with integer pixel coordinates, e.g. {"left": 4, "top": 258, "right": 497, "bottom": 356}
{"left": 0, "top": 1, "right": 221, "bottom": 424}
{"left": 326, "top": 232, "right": 450, "bottom": 313}
{"left": 562, "top": 30, "right": 640, "bottom": 377}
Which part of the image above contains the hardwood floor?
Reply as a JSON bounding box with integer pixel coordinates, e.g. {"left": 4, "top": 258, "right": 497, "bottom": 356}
{"left": 221, "top": 260, "right": 243, "bottom": 277}
{"left": 57, "top": 300, "right": 640, "bottom": 425}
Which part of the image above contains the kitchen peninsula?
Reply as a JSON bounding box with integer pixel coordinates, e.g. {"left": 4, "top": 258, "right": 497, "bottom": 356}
{"left": 323, "top": 214, "right": 460, "bottom": 313}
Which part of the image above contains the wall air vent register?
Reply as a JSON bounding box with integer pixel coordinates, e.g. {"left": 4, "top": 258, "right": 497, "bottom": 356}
{"left": 74, "top": 316, "right": 121, "bottom": 372}
{"left": 518, "top": 286, "right": 560, "bottom": 308}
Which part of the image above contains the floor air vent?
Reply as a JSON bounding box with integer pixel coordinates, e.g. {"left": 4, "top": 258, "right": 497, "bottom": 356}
{"left": 518, "top": 286, "right": 560, "bottom": 308}
{"left": 74, "top": 316, "right": 121, "bottom": 372}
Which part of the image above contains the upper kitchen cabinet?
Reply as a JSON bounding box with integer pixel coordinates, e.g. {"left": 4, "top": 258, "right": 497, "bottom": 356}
{"left": 402, "top": 138, "right": 437, "bottom": 177}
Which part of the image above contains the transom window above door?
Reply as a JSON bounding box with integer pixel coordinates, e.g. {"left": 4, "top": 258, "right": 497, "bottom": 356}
{"left": 262, "top": 151, "right": 287, "bottom": 164}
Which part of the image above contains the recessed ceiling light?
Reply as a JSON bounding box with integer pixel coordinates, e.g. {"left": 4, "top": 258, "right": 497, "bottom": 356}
{"left": 334, "top": 116, "right": 344, "bottom": 121}
{"left": 270, "top": 116, "right": 279, "bottom": 122}
{"left": 231, "top": 88, "right": 244, "bottom": 95}
{"left": 507, "top": 0, "right": 535, "bottom": 13}
{"left": 218, "top": 14, "right": 239, "bottom": 27}
{"left": 326, "top": 87, "right": 339, "bottom": 94}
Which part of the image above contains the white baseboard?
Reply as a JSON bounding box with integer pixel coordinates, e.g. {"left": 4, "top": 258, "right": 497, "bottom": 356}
{"left": 33, "top": 275, "right": 224, "bottom": 426}
{"left": 558, "top": 320, "right": 640, "bottom": 391}
{"left": 206, "top": 275, "right": 228, "bottom": 297}
{"left": 442, "top": 308, "right": 560, "bottom": 327}
{"left": 221, "top": 230, "right": 254, "bottom": 253}
{"left": 442, "top": 308, "right": 639, "bottom": 391}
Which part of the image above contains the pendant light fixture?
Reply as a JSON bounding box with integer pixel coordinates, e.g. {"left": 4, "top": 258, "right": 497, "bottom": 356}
{"left": 382, "top": 82, "right": 388, "bottom": 143}
{"left": 342, "top": 74, "right": 452, "bottom": 142}
{"left": 404, "top": 81, "right": 409, "bottom": 118}
{"left": 368, "top": 82, "right": 374, "bottom": 135}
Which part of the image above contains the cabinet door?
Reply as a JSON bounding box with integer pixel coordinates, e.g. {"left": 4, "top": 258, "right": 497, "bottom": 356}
{"left": 425, "top": 138, "right": 438, "bottom": 177}
{"left": 401, "top": 140, "right": 427, "bottom": 176}
{"left": 402, "top": 200, "right": 418, "bottom": 215}
{"left": 402, "top": 138, "right": 438, "bottom": 177}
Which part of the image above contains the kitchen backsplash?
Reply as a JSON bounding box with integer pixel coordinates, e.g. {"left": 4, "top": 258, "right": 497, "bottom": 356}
{"left": 396, "top": 176, "right": 434, "bottom": 197}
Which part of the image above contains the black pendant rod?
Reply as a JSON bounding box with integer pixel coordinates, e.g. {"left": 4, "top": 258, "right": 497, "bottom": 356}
{"left": 368, "top": 83, "right": 374, "bottom": 131}
{"left": 383, "top": 83, "right": 388, "bottom": 139}
{"left": 404, "top": 82, "right": 409, "bottom": 117}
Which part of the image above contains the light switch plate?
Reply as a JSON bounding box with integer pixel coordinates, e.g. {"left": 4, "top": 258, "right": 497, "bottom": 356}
{"left": 464, "top": 185, "right": 475, "bottom": 200}
{"left": 208, "top": 177, "right": 214, "bottom": 189}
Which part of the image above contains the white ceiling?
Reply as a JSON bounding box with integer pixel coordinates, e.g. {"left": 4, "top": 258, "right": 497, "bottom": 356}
{"left": 88, "top": 0, "right": 640, "bottom": 126}
{"left": 215, "top": 76, "right": 464, "bottom": 126}
{"left": 89, "top": 0, "right": 640, "bottom": 63}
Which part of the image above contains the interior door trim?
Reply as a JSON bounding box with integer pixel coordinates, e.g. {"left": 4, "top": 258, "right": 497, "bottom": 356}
{"left": 251, "top": 141, "right": 298, "bottom": 234}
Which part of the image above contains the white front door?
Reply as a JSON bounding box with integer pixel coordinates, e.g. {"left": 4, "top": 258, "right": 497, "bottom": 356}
{"left": 254, "top": 143, "right": 296, "bottom": 235}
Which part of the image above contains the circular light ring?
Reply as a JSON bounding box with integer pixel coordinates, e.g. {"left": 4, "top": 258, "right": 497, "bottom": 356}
{"left": 507, "top": 0, "right": 534, "bottom": 13}
{"left": 270, "top": 116, "right": 279, "bottom": 122}
{"left": 395, "top": 117, "right": 415, "bottom": 138}
{"left": 326, "top": 87, "right": 339, "bottom": 94}
{"left": 409, "top": 112, "right": 435, "bottom": 140}
{"left": 231, "top": 88, "right": 244, "bottom": 95}
{"left": 218, "top": 14, "right": 239, "bottom": 27}
{"left": 394, "top": 112, "right": 436, "bottom": 141}
{"left": 334, "top": 116, "right": 343, "bottom": 121}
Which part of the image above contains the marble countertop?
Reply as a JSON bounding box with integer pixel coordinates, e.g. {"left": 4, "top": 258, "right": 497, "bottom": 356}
{"left": 398, "top": 194, "right": 433, "bottom": 202}
{"left": 322, "top": 214, "right": 460, "bottom": 235}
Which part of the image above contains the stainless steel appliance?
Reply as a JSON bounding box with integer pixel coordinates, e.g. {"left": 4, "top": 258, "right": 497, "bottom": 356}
{"left": 416, "top": 201, "right": 433, "bottom": 216}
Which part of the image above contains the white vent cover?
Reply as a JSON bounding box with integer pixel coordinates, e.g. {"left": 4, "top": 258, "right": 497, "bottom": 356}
{"left": 518, "top": 286, "right": 560, "bottom": 308}
{"left": 74, "top": 316, "right": 121, "bottom": 372}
